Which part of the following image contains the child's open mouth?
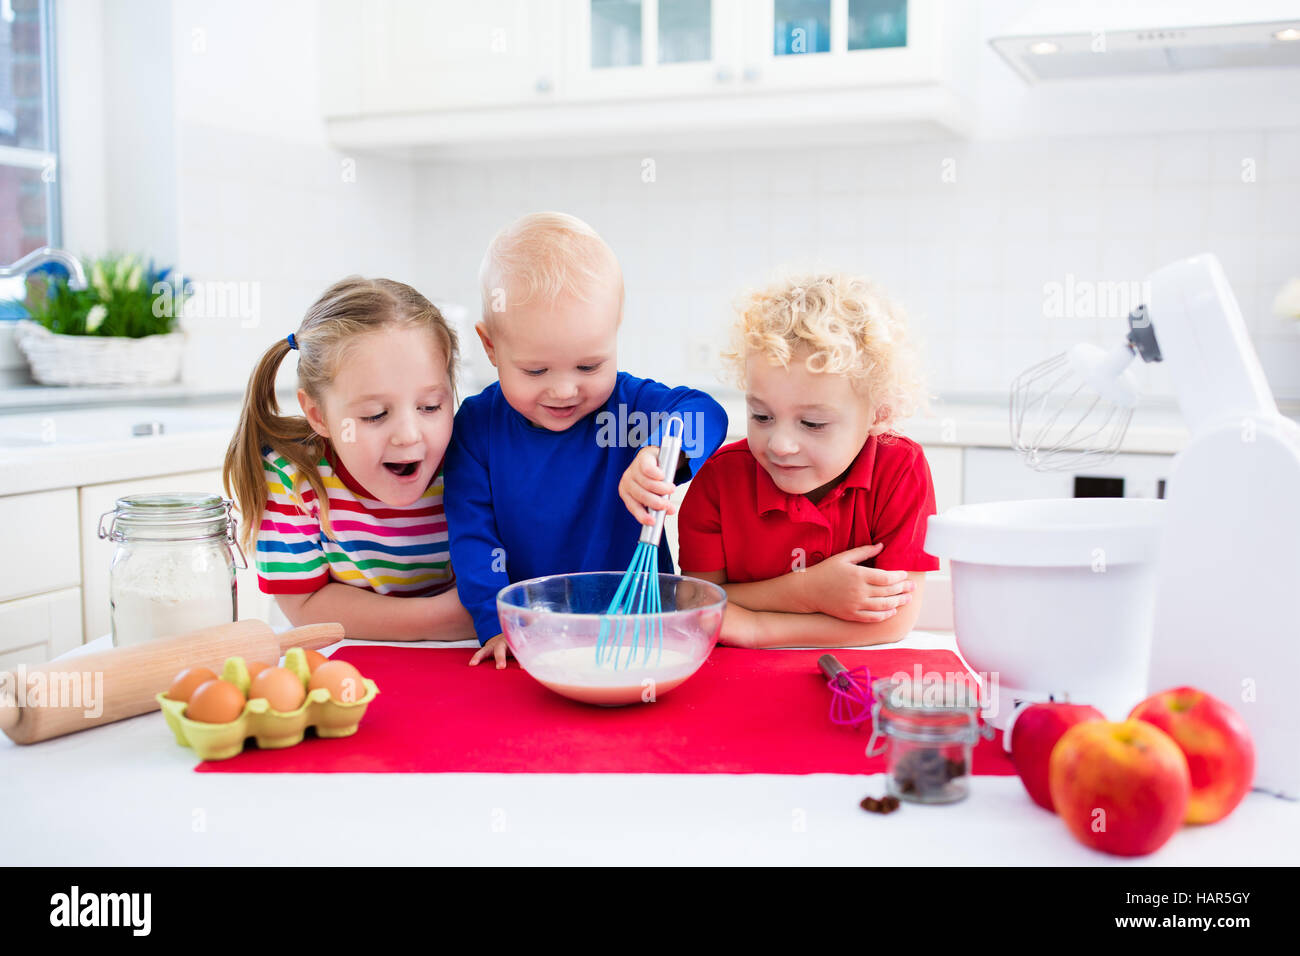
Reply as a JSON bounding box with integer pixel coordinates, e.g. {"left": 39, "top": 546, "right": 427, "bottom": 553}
{"left": 383, "top": 461, "right": 420, "bottom": 477}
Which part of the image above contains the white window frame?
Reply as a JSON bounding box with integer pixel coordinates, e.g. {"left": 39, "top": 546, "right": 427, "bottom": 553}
{"left": 0, "top": 0, "right": 61, "bottom": 251}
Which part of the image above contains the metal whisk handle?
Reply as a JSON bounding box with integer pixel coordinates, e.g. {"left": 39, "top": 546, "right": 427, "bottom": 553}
{"left": 638, "top": 415, "right": 685, "bottom": 546}
{"left": 819, "top": 653, "right": 848, "bottom": 682}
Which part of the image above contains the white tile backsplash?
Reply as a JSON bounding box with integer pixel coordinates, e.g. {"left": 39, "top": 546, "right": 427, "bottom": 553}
{"left": 1210, "top": 131, "right": 1265, "bottom": 185}
{"left": 1263, "top": 129, "right": 1300, "bottom": 184}
{"left": 1151, "top": 187, "right": 1208, "bottom": 239}
{"left": 1206, "top": 184, "right": 1260, "bottom": 235}
{"left": 1102, "top": 141, "right": 1158, "bottom": 188}
{"left": 407, "top": 133, "right": 1300, "bottom": 402}
{"left": 1259, "top": 183, "right": 1300, "bottom": 236}
{"left": 1155, "top": 133, "right": 1213, "bottom": 185}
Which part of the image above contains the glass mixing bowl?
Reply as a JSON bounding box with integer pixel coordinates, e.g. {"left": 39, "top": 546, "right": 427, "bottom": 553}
{"left": 497, "top": 572, "right": 726, "bottom": 707}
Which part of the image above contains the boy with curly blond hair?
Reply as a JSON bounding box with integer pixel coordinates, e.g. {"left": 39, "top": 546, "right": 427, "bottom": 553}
{"left": 677, "top": 271, "right": 938, "bottom": 647}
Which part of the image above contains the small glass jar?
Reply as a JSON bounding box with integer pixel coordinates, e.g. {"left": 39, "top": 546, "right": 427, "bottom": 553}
{"left": 865, "top": 676, "right": 992, "bottom": 804}
{"left": 98, "top": 493, "right": 247, "bottom": 647}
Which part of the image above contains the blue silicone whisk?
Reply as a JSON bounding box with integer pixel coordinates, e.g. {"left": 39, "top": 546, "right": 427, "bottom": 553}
{"left": 595, "top": 415, "right": 686, "bottom": 669}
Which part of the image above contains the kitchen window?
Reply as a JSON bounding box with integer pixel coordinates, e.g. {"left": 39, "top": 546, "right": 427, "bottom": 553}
{"left": 0, "top": 0, "right": 60, "bottom": 306}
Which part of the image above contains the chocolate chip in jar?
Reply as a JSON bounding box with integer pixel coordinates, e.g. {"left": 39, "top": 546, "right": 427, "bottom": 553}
{"left": 865, "top": 676, "right": 984, "bottom": 804}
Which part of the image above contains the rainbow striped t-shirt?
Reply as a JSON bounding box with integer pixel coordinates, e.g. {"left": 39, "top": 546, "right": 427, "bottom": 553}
{"left": 255, "top": 443, "right": 453, "bottom": 596}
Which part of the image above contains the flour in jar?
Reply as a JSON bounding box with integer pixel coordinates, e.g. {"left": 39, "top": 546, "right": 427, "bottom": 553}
{"left": 111, "top": 545, "right": 235, "bottom": 646}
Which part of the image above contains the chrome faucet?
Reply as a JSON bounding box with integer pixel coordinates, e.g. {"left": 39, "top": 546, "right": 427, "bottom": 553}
{"left": 0, "top": 247, "right": 88, "bottom": 290}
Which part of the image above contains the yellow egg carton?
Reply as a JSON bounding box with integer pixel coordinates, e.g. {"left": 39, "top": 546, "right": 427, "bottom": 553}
{"left": 157, "top": 648, "right": 380, "bottom": 761}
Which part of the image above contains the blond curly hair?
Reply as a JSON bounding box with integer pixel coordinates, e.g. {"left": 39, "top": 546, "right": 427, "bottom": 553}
{"left": 723, "top": 270, "right": 928, "bottom": 435}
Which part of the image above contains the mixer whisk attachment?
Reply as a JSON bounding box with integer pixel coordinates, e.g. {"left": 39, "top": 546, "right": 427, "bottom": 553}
{"left": 595, "top": 416, "right": 686, "bottom": 669}
{"left": 819, "top": 654, "right": 874, "bottom": 729}
{"left": 1010, "top": 307, "right": 1165, "bottom": 471}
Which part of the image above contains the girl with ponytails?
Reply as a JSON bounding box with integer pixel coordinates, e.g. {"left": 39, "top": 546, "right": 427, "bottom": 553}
{"left": 223, "top": 276, "right": 473, "bottom": 640}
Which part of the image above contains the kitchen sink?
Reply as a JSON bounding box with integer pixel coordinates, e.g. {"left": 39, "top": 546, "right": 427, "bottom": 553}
{"left": 0, "top": 404, "right": 240, "bottom": 448}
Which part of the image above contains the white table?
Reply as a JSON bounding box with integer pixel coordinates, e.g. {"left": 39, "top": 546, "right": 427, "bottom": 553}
{"left": 3, "top": 631, "right": 1294, "bottom": 865}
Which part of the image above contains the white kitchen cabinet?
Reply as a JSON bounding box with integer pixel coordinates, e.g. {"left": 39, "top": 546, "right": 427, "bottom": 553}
{"left": 0, "top": 489, "right": 80, "bottom": 603}
{"left": 322, "top": 0, "right": 974, "bottom": 156}
{"left": 524, "top": 0, "right": 957, "bottom": 101}
{"left": 739, "top": 0, "right": 949, "bottom": 92}
{"left": 563, "top": 0, "right": 740, "bottom": 99}
{"left": 0, "top": 587, "right": 83, "bottom": 669}
{"left": 78, "top": 470, "right": 277, "bottom": 644}
{"left": 322, "top": 0, "right": 564, "bottom": 116}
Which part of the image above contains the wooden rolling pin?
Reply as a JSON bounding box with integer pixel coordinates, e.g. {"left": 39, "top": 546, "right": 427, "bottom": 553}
{"left": 0, "top": 619, "right": 344, "bottom": 745}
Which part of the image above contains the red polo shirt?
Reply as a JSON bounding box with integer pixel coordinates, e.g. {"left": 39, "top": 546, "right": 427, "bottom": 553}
{"left": 677, "top": 434, "right": 940, "bottom": 581}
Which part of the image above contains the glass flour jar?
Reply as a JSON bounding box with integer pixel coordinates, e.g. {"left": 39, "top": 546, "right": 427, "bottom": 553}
{"left": 98, "top": 493, "right": 247, "bottom": 647}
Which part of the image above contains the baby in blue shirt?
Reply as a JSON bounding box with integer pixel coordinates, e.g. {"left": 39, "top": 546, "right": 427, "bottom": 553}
{"left": 445, "top": 212, "right": 728, "bottom": 668}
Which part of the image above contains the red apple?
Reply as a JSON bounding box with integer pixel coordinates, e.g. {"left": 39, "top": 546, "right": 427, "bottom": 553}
{"left": 1049, "top": 719, "right": 1190, "bottom": 857}
{"left": 1011, "top": 702, "right": 1106, "bottom": 811}
{"left": 1129, "top": 687, "right": 1255, "bottom": 825}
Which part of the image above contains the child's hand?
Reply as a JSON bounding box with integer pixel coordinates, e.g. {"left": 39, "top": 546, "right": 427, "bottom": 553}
{"left": 469, "top": 634, "right": 511, "bottom": 669}
{"left": 800, "top": 542, "right": 914, "bottom": 622}
{"left": 618, "top": 445, "right": 676, "bottom": 527}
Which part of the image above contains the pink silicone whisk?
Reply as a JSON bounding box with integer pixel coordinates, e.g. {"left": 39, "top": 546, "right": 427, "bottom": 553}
{"left": 819, "top": 654, "right": 874, "bottom": 729}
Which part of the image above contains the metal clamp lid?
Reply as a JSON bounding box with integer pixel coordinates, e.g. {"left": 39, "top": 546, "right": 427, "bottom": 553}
{"left": 97, "top": 494, "right": 247, "bottom": 567}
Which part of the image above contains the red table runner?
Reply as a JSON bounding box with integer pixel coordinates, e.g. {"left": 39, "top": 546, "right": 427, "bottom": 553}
{"left": 196, "top": 645, "right": 1017, "bottom": 775}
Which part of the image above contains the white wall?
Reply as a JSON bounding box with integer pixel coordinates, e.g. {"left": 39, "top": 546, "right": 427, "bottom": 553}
{"left": 169, "top": 0, "right": 418, "bottom": 392}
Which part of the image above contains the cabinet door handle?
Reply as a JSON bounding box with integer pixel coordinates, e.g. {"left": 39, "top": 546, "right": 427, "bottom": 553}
{"left": 714, "top": 67, "right": 733, "bottom": 83}
{"left": 535, "top": 76, "right": 553, "bottom": 93}
{"left": 742, "top": 66, "right": 761, "bottom": 83}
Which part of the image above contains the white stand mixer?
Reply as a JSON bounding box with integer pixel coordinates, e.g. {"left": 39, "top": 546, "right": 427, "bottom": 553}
{"left": 1010, "top": 253, "right": 1300, "bottom": 799}
{"left": 1140, "top": 254, "right": 1300, "bottom": 800}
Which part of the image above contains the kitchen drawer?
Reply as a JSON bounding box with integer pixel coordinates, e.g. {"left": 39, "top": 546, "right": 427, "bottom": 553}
{"left": 963, "top": 447, "right": 1173, "bottom": 504}
{"left": 79, "top": 471, "right": 276, "bottom": 643}
{"left": 0, "top": 489, "right": 80, "bottom": 602}
{"left": 0, "top": 587, "right": 83, "bottom": 669}
{"left": 920, "top": 444, "right": 961, "bottom": 584}
{"left": 913, "top": 572, "right": 952, "bottom": 632}
{"left": 922, "top": 445, "right": 962, "bottom": 515}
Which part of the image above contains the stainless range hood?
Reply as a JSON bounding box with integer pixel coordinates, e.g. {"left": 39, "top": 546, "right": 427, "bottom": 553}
{"left": 991, "top": 18, "right": 1300, "bottom": 83}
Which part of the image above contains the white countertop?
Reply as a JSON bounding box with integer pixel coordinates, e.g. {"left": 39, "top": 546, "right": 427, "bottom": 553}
{"left": 2, "top": 630, "right": 1293, "bottom": 866}
{"left": 0, "top": 381, "right": 249, "bottom": 413}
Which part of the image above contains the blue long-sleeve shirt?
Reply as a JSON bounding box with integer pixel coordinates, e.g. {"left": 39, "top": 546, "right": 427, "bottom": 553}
{"left": 444, "top": 371, "right": 729, "bottom": 644}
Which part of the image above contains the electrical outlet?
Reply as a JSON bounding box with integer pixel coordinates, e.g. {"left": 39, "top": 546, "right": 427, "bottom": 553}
{"left": 686, "top": 335, "right": 717, "bottom": 373}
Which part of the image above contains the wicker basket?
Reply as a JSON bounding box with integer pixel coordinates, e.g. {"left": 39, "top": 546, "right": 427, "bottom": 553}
{"left": 12, "top": 318, "right": 185, "bottom": 386}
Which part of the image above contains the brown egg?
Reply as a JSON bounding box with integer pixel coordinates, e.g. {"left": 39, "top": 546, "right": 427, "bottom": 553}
{"left": 249, "top": 666, "right": 307, "bottom": 712}
{"left": 309, "top": 660, "right": 367, "bottom": 704}
{"left": 167, "top": 667, "right": 218, "bottom": 702}
{"left": 246, "top": 660, "right": 272, "bottom": 682}
{"left": 185, "top": 679, "right": 246, "bottom": 723}
{"left": 303, "top": 648, "right": 327, "bottom": 674}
